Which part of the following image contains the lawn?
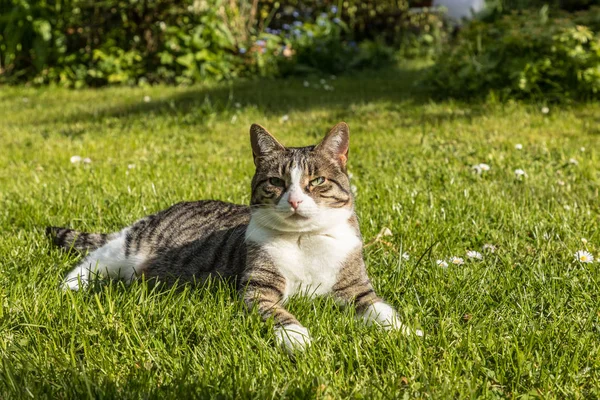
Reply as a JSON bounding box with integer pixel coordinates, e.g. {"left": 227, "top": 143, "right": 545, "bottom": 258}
{"left": 1, "top": 62, "right": 600, "bottom": 398}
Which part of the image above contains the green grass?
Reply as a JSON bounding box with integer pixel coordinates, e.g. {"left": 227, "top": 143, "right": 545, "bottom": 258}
{"left": 1, "top": 63, "right": 600, "bottom": 398}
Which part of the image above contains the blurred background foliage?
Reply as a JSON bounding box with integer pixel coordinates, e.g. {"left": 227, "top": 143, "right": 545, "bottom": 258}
{"left": 0, "top": 0, "right": 599, "bottom": 100}
{"left": 0, "top": 0, "right": 447, "bottom": 87}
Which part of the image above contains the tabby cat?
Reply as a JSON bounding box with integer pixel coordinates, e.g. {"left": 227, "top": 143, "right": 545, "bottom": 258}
{"left": 47, "top": 122, "right": 422, "bottom": 353}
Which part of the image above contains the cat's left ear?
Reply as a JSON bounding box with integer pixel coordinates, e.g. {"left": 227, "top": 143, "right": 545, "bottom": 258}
{"left": 315, "top": 122, "right": 349, "bottom": 167}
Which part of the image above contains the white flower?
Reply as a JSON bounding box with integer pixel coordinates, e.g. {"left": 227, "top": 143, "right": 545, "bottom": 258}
{"left": 514, "top": 169, "right": 527, "bottom": 178}
{"left": 348, "top": 172, "right": 354, "bottom": 179}
{"left": 436, "top": 260, "right": 448, "bottom": 268}
{"left": 574, "top": 250, "right": 594, "bottom": 263}
{"left": 330, "top": 75, "right": 336, "bottom": 80}
{"left": 450, "top": 256, "right": 464, "bottom": 265}
{"left": 564, "top": 205, "right": 571, "bottom": 211}
{"left": 143, "top": 95, "right": 151, "bottom": 103}
{"left": 234, "top": 102, "right": 241, "bottom": 108}
{"left": 569, "top": 158, "right": 578, "bottom": 165}
{"left": 580, "top": 147, "right": 586, "bottom": 152}
{"left": 303, "top": 81, "right": 310, "bottom": 87}
{"left": 557, "top": 180, "right": 565, "bottom": 186}
{"left": 482, "top": 244, "right": 496, "bottom": 253}
{"left": 581, "top": 238, "right": 588, "bottom": 245}
{"left": 351, "top": 185, "right": 358, "bottom": 196}
{"left": 70, "top": 155, "right": 82, "bottom": 164}
{"left": 22, "top": 97, "right": 30, "bottom": 103}
{"left": 402, "top": 252, "right": 410, "bottom": 261}
{"left": 472, "top": 163, "right": 490, "bottom": 174}
{"left": 466, "top": 250, "right": 483, "bottom": 260}
{"left": 83, "top": 157, "right": 92, "bottom": 164}
{"left": 541, "top": 106, "right": 549, "bottom": 114}
{"left": 319, "top": 78, "right": 326, "bottom": 84}
{"left": 128, "top": 164, "right": 136, "bottom": 169}
{"left": 231, "top": 115, "right": 238, "bottom": 124}
{"left": 280, "top": 114, "right": 289, "bottom": 123}
{"left": 515, "top": 143, "right": 523, "bottom": 150}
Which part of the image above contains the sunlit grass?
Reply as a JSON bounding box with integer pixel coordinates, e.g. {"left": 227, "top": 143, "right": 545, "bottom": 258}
{"left": 1, "top": 63, "right": 600, "bottom": 398}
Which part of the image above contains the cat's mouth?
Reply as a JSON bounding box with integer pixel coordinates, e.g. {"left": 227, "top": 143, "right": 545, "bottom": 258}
{"left": 287, "top": 213, "right": 309, "bottom": 221}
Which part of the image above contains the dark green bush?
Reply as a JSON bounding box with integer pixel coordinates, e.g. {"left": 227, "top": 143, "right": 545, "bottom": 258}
{"left": 0, "top": 0, "right": 445, "bottom": 87}
{"left": 425, "top": 7, "right": 600, "bottom": 101}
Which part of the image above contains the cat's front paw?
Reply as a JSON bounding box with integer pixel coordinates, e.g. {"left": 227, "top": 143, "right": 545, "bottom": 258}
{"left": 363, "top": 302, "right": 424, "bottom": 336}
{"left": 274, "top": 324, "right": 311, "bottom": 354}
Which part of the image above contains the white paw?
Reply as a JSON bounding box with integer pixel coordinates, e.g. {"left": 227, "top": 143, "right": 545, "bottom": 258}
{"left": 363, "top": 302, "right": 424, "bottom": 336}
{"left": 274, "top": 324, "right": 311, "bottom": 354}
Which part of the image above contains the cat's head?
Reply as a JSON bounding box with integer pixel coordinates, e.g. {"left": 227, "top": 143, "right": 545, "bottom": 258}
{"left": 249, "top": 122, "right": 354, "bottom": 233}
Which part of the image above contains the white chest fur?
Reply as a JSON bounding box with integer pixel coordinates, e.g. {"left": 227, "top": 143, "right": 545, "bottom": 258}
{"left": 246, "top": 220, "right": 361, "bottom": 299}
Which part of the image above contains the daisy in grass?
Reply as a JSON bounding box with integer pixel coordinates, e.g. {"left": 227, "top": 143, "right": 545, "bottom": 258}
{"left": 515, "top": 143, "right": 523, "bottom": 150}
{"left": 402, "top": 252, "right": 410, "bottom": 261}
{"left": 574, "top": 250, "right": 594, "bottom": 263}
{"left": 514, "top": 169, "right": 527, "bottom": 179}
{"left": 436, "top": 260, "right": 448, "bottom": 268}
{"left": 466, "top": 250, "right": 483, "bottom": 260}
{"left": 450, "top": 256, "right": 464, "bottom": 266}
{"left": 473, "top": 163, "right": 490, "bottom": 174}
{"left": 482, "top": 244, "right": 496, "bottom": 253}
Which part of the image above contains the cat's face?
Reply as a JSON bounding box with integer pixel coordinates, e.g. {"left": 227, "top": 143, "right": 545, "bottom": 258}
{"left": 249, "top": 122, "right": 354, "bottom": 233}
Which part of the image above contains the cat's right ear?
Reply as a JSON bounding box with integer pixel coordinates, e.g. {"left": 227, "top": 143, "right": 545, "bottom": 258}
{"left": 250, "top": 124, "right": 285, "bottom": 165}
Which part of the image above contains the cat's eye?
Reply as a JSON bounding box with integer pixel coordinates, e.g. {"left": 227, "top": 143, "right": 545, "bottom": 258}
{"left": 268, "top": 177, "right": 286, "bottom": 187}
{"left": 310, "top": 177, "right": 326, "bottom": 186}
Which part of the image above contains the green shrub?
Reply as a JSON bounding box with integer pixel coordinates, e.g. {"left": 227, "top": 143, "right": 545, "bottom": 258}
{"left": 0, "top": 0, "right": 439, "bottom": 86}
{"left": 425, "top": 7, "right": 600, "bottom": 101}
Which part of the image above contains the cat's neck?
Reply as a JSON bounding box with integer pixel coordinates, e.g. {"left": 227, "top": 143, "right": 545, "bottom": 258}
{"left": 245, "top": 212, "right": 360, "bottom": 243}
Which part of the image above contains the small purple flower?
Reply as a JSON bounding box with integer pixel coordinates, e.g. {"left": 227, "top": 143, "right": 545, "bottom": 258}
{"left": 265, "top": 27, "right": 272, "bottom": 34}
{"left": 319, "top": 12, "right": 328, "bottom": 19}
{"left": 283, "top": 23, "right": 291, "bottom": 30}
{"left": 333, "top": 17, "right": 341, "bottom": 24}
{"left": 292, "top": 11, "right": 300, "bottom": 18}
{"left": 293, "top": 20, "right": 302, "bottom": 27}
{"left": 307, "top": 31, "right": 314, "bottom": 37}
{"left": 239, "top": 47, "right": 247, "bottom": 54}
{"left": 331, "top": 6, "right": 338, "bottom": 13}
{"left": 292, "top": 29, "right": 301, "bottom": 36}
{"left": 256, "top": 39, "right": 266, "bottom": 47}
{"left": 317, "top": 19, "right": 326, "bottom": 27}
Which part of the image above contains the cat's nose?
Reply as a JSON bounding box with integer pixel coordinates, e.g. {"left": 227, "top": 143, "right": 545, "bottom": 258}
{"left": 288, "top": 199, "right": 303, "bottom": 210}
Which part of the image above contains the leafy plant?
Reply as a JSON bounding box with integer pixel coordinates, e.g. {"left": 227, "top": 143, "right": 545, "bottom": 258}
{"left": 424, "top": 7, "right": 600, "bottom": 100}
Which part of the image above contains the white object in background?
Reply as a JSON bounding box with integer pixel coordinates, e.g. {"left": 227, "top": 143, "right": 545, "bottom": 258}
{"left": 433, "top": 0, "right": 485, "bottom": 21}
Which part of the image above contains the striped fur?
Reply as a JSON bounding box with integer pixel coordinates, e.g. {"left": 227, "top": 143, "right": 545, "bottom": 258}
{"left": 46, "top": 227, "right": 115, "bottom": 252}
{"left": 48, "top": 122, "right": 422, "bottom": 353}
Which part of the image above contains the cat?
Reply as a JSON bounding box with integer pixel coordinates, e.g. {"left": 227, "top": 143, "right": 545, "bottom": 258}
{"left": 47, "top": 122, "right": 423, "bottom": 353}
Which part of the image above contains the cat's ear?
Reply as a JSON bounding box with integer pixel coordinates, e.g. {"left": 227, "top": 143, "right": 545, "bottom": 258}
{"left": 250, "top": 124, "right": 285, "bottom": 164}
{"left": 315, "top": 122, "right": 349, "bottom": 166}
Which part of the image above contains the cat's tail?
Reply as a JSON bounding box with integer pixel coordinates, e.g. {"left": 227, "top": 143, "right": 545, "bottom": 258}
{"left": 46, "top": 226, "right": 117, "bottom": 252}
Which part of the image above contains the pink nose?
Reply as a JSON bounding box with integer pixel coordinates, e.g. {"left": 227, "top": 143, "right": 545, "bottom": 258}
{"left": 288, "top": 199, "right": 303, "bottom": 210}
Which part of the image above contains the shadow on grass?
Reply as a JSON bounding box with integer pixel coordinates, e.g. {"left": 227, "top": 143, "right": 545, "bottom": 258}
{"left": 44, "top": 63, "right": 486, "bottom": 127}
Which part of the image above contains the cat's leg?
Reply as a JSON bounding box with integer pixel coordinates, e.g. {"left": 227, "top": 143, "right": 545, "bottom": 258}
{"left": 62, "top": 229, "right": 142, "bottom": 290}
{"left": 240, "top": 255, "right": 310, "bottom": 354}
{"left": 333, "top": 254, "right": 423, "bottom": 336}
